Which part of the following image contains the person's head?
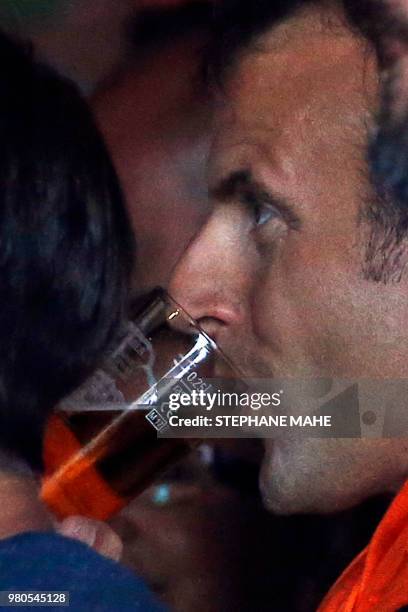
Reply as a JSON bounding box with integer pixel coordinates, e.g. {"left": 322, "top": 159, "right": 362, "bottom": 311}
{"left": 169, "top": 0, "right": 408, "bottom": 514}
{"left": 0, "top": 31, "right": 133, "bottom": 470}
{"left": 93, "top": 2, "right": 212, "bottom": 295}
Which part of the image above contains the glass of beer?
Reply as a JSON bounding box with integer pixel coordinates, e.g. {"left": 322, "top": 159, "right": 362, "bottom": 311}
{"left": 41, "top": 289, "right": 240, "bottom": 521}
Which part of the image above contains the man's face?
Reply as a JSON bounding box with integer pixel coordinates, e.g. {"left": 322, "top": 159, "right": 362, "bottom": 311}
{"left": 169, "top": 6, "right": 408, "bottom": 514}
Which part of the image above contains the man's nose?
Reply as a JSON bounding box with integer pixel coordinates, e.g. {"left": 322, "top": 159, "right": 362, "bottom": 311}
{"left": 168, "top": 215, "right": 245, "bottom": 341}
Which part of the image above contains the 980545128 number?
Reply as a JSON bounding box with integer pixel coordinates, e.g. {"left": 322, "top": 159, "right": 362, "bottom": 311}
{"left": 0, "top": 592, "right": 69, "bottom": 606}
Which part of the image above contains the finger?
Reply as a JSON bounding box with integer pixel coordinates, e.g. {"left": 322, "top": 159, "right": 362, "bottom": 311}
{"left": 57, "top": 515, "right": 123, "bottom": 562}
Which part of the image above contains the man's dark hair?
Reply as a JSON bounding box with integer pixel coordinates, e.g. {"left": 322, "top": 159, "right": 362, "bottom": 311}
{"left": 210, "top": 0, "right": 408, "bottom": 282}
{"left": 130, "top": 1, "right": 212, "bottom": 56}
{"left": 0, "top": 32, "right": 134, "bottom": 469}
{"left": 209, "top": 0, "right": 374, "bottom": 91}
{"left": 210, "top": 0, "right": 307, "bottom": 84}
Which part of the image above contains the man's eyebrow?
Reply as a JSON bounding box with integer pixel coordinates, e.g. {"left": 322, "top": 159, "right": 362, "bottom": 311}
{"left": 211, "top": 169, "right": 301, "bottom": 229}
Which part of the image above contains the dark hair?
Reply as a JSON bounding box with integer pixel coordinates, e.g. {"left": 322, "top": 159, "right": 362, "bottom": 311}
{"left": 130, "top": 1, "right": 213, "bottom": 55}
{"left": 209, "top": 0, "right": 309, "bottom": 84}
{"left": 0, "top": 32, "right": 134, "bottom": 469}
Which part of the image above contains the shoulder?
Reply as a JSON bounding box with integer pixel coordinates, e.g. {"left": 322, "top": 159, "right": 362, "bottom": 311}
{"left": 0, "top": 532, "right": 165, "bottom": 611}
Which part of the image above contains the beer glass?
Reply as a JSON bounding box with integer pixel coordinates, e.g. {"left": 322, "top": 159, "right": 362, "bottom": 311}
{"left": 41, "top": 289, "right": 238, "bottom": 520}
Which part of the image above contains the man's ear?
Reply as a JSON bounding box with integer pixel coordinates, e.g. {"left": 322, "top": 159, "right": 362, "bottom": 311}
{"left": 363, "top": 0, "right": 408, "bottom": 211}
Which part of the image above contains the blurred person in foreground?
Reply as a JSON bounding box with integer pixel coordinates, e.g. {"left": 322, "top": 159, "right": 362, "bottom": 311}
{"left": 0, "top": 30, "right": 163, "bottom": 611}
{"left": 93, "top": 2, "right": 212, "bottom": 294}
{"left": 168, "top": 0, "right": 408, "bottom": 610}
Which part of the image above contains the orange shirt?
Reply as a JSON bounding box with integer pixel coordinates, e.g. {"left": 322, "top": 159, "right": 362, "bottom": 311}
{"left": 319, "top": 480, "right": 408, "bottom": 612}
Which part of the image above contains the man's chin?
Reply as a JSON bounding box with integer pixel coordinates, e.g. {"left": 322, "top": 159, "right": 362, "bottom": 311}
{"left": 259, "top": 440, "right": 361, "bottom": 516}
{"left": 259, "top": 439, "right": 375, "bottom": 515}
{"left": 259, "top": 454, "right": 327, "bottom": 515}
{"left": 259, "top": 442, "right": 299, "bottom": 515}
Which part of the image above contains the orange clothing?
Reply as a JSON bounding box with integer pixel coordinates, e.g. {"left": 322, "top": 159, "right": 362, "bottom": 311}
{"left": 318, "top": 480, "right": 408, "bottom": 612}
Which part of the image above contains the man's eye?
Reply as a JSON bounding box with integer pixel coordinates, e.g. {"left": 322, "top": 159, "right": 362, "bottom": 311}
{"left": 253, "top": 203, "right": 278, "bottom": 226}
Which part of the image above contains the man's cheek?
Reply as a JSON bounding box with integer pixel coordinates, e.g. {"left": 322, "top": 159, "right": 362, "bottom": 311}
{"left": 254, "top": 262, "right": 312, "bottom": 339}
{"left": 251, "top": 283, "right": 286, "bottom": 351}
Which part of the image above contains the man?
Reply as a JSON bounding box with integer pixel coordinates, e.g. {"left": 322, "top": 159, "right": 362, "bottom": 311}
{"left": 168, "top": 0, "right": 408, "bottom": 609}
{"left": 0, "top": 30, "right": 162, "bottom": 610}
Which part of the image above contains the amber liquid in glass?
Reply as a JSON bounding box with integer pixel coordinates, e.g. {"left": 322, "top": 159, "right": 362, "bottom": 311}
{"left": 42, "top": 291, "right": 210, "bottom": 520}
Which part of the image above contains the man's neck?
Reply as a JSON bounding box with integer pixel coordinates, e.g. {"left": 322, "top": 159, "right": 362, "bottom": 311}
{"left": 0, "top": 451, "right": 52, "bottom": 539}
